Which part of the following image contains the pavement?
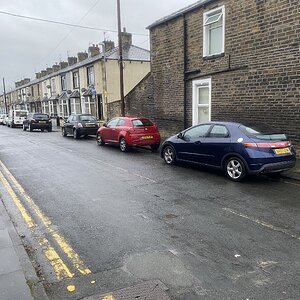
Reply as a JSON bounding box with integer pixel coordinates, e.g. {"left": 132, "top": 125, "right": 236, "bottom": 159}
{"left": 0, "top": 197, "right": 48, "bottom": 300}
{"left": 282, "top": 158, "right": 300, "bottom": 181}
{"left": 0, "top": 125, "right": 299, "bottom": 300}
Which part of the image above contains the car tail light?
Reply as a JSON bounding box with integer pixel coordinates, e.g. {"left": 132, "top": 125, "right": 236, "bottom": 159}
{"left": 128, "top": 127, "right": 135, "bottom": 134}
{"left": 78, "top": 123, "right": 83, "bottom": 128}
{"left": 244, "top": 141, "right": 291, "bottom": 149}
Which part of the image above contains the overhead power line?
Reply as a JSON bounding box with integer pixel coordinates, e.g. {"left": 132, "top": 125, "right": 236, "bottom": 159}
{"left": 0, "top": 10, "right": 148, "bottom": 36}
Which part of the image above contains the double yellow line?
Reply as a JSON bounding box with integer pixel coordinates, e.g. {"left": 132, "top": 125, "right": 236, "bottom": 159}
{"left": 0, "top": 160, "right": 91, "bottom": 279}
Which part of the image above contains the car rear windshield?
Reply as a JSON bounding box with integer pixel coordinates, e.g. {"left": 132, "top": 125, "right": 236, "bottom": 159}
{"left": 239, "top": 124, "right": 287, "bottom": 140}
{"left": 34, "top": 114, "right": 49, "bottom": 118}
{"left": 79, "top": 115, "right": 96, "bottom": 122}
{"left": 132, "top": 119, "right": 153, "bottom": 127}
{"left": 15, "top": 111, "right": 27, "bottom": 117}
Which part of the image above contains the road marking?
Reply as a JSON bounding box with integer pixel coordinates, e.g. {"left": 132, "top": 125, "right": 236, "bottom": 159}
{"left": 0, "top": 167, "right": 74, "bottom": 279}
{"left": 223, "top": 207, "right": 300, "bottom": 241}
{"left": 0, "top": 170, "right": 35, "bottom": 228}
{"left": 282, "top": 180, "right": 300, "bottom": 187}
{"left": 0, "top": 160, "right": 91, "bottom": 276}
{"left": 38, "top": 237, "right": 74, "bottom": 279}
{"left": 90, "top": 157, "right": 157, "bottom": 183}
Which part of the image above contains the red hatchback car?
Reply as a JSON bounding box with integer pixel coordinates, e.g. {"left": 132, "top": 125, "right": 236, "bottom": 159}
{"left": 96, "top": 117, "right": 161, "bottom": 152}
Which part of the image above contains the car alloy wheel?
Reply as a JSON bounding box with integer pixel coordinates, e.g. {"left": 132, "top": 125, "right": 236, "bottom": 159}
{"left": 119, "top": 137, "right": 128, "bottom": 152}
{"left": 225, "top": 157, "right": 246, "bottom": 182}
{"left": 163, "top": 145, "right": 176, "bottom": 165}
{"left": 73, "top": 129, "right": 79, "bottom": 139}
{"left": 97, "top": 134, "right": 105, "bottom": 146}
{"left": 62, "top": 128, "right": 67, "bottom": 137}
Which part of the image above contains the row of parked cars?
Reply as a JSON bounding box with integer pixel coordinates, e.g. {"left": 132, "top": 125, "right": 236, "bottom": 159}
{"left": 1, "top": 111, "right": 297, "bottom": 182}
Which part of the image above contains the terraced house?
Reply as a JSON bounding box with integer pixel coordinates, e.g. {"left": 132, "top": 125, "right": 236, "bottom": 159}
{"left": 1, "top": 30, "right": 150, "bottom": 121}
{"left": 122, "top": 0, "right": 300, "bottom": 147}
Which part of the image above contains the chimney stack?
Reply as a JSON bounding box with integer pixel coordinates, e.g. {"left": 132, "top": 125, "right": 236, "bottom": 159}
{"left": 59, "top": 61, "right": 68, "bottom": 69}
{"left": 15, "top": 81, "right": 21, "bottom": 88}
{"left": 41, "top": 70, "right": 47, "bottom": 77}
{"left": 103, "top": 40, "right": 115, "bottom": 52}
{"left": 35, "top": 72, "right": 41, "bottom": 79}
{"left": 121, "top": 28, "right": 132, "bottom": 46}
{"left": 46, "top": 67, "right": 53, "bottom": 75}
{"left": 68, "top": 56, "right": 77, "bottom": 66}
{"left": 78, "top": 52, "right": 88, "bottom": 62}
{"left": 88, "top": 44, "right": 100, "bottom": 57}
{"left": 52, "top": 64, "right": 60, "bottom": 72}
{"left": 23, "top": 78, "right": 30, "bottom": 85}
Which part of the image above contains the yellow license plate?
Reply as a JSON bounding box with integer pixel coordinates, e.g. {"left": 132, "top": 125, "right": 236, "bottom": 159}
{"left": 142, "top": 135, "right": 153, "bottom": 140}
{"left": 39, "top": 121, "right": 46, "bottom": 124}
{"left": 274, "top": 148, "right": 291, "bottom": 155}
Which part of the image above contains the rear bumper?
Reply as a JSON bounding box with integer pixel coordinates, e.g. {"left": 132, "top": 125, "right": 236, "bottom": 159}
{"left": 78, "top": 128, "right": 98, "bottom": 136}
{"left": 31, "top": 123, "right": 51, "bottom": 129}
{"left": 129, "top": 134, "right": 161, "bottom": 146}
{"left": 248, "top": 159, "right": 296, "bottom": 174}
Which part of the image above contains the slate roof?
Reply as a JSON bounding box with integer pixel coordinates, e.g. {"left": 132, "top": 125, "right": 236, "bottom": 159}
{"left": 14, "top": 45, "right": 150, "bottom": 90}
{"left": 147, "top": 0, "right": 215, "bottom": 29}
{"left": 106, "top": 45, "right": 150, "bottom": 61}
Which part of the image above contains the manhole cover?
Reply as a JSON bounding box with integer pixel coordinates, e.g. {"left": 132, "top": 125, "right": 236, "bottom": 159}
{"left": 82, "top": 280, "right": 170, "bottom": 300}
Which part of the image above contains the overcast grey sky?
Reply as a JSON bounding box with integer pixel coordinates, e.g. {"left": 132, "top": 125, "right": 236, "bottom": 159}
{"left": 0, "top": 0, "right": 197, "bottom": 91}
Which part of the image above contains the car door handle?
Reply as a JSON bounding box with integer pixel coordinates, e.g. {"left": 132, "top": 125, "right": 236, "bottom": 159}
{"left": 194, "top": 141, "right": 201, "bottom": 145}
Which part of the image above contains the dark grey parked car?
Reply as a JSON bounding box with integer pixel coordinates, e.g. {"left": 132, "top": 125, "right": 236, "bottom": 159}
{"left": 62, "top": 114, "right": 99, "bottom": 139}
{"left": 23, "top": 113, "right": 52, "bottom": 132}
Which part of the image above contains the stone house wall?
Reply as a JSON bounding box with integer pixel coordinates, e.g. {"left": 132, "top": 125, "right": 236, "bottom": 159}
{"left": 147, "top": 0, "right": 300, "bottom": 146}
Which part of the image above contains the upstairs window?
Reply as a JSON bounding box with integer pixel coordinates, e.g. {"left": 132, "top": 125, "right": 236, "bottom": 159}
{"left": 73, "top": 71, "right": 79, "bottom": 89}
{"left": 203, "top": 6, "right": 225, "bottom": 57}
{"left": 61, "top": 75, "right": 66, "bottom": 91}
{"left": 87, "top": 66, "right": 94, "bottom": 86}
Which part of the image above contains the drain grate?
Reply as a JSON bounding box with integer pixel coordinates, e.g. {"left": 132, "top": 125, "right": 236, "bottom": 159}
{"left": 82, "top": 280, "right": 170, "bottom": 300}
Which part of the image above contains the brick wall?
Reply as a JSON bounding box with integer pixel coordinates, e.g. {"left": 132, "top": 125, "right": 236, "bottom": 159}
{"left": 149, "top": 0, "right": 300, "bottom": 146}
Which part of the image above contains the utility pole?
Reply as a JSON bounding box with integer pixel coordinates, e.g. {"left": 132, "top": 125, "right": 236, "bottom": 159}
{"left": 2, "top": 77, "right": 8, "bottom": 114}
{"left": 117, "top": 0, "right": 125, "bottom": 116}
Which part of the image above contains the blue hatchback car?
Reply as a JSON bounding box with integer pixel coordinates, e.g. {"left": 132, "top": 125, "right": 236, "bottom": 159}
{"left": 161, "top": 122, "right": 296, "bottom": 181}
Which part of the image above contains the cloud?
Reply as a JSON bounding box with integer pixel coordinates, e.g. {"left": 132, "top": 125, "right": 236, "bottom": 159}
{"left": 0, "top": 0, "right": 196, "bottom": 91}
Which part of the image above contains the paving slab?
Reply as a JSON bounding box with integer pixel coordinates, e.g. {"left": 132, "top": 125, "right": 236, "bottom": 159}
{"left": 0, "top": 270, "right": 33, "bottom": 300}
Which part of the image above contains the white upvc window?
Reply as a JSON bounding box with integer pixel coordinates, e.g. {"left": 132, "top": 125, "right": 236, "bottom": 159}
{"left": 192, "top": 78, "right": 211, "bottom": 126}
{"left": 203, "top": 6, "right": 225, "bottom": 57}
{"left": 70, "top": 98, "right": 81, "bottom": 114}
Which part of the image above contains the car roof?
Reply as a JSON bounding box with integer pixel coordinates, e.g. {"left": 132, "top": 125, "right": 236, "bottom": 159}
{"left": 117, "top": 116, "right": 150, "bottom": 120}
{"left": 201, "top": 121, "right": 243, "bottom": 127}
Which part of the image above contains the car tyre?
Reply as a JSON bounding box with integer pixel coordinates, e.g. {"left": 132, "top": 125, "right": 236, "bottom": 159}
{"left": 73, "top": 129, "right": 79, "bottom": 139}
{"left": 163, "top": 145, "right": 176, "bottom": 165}
{"left": 22, "top": 124, "right": 27, "bottom": 131}
{"left": 225, "top": 157, "right": 246, "bottom": 182}
{"left": 48, "top": 127, "right": 52, "bottom": 132}
{"left": 41, "top": 129, "right": 44, "bottom": 132}
{"left": 119, "top": 137, "right": 128, "bottom": 152}
{"left": 62, "top": 128, "right": 67, "bottom": 137}
{"left": 97, "top": 134, "right": 105, "bottom": 146}
{"left": 29, "top": 124, "right": 33, "bottom": 132}
{"left": 151, "top": 143, "right": 160, "bottom": 152}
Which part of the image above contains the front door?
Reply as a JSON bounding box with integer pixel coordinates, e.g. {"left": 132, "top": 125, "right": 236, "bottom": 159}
{"left": 192, "top": 78, "right": 211, "bottom": 126}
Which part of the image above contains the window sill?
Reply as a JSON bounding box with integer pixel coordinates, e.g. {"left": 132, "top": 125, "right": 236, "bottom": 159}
{"left": 203, "top": 53, "right": 225, "bottom": 60}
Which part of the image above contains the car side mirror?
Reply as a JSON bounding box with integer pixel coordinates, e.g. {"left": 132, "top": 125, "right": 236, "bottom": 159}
{"left": 102, "top": 122, "right": 107, "bottom": 127}
{"left": 177, "top": 132, "right": 184, "bottom": 139}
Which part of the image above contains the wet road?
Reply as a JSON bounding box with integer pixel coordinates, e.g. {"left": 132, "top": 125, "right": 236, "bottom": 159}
{"left": 0, "top": 125, "right": 299, "bottom": 299}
